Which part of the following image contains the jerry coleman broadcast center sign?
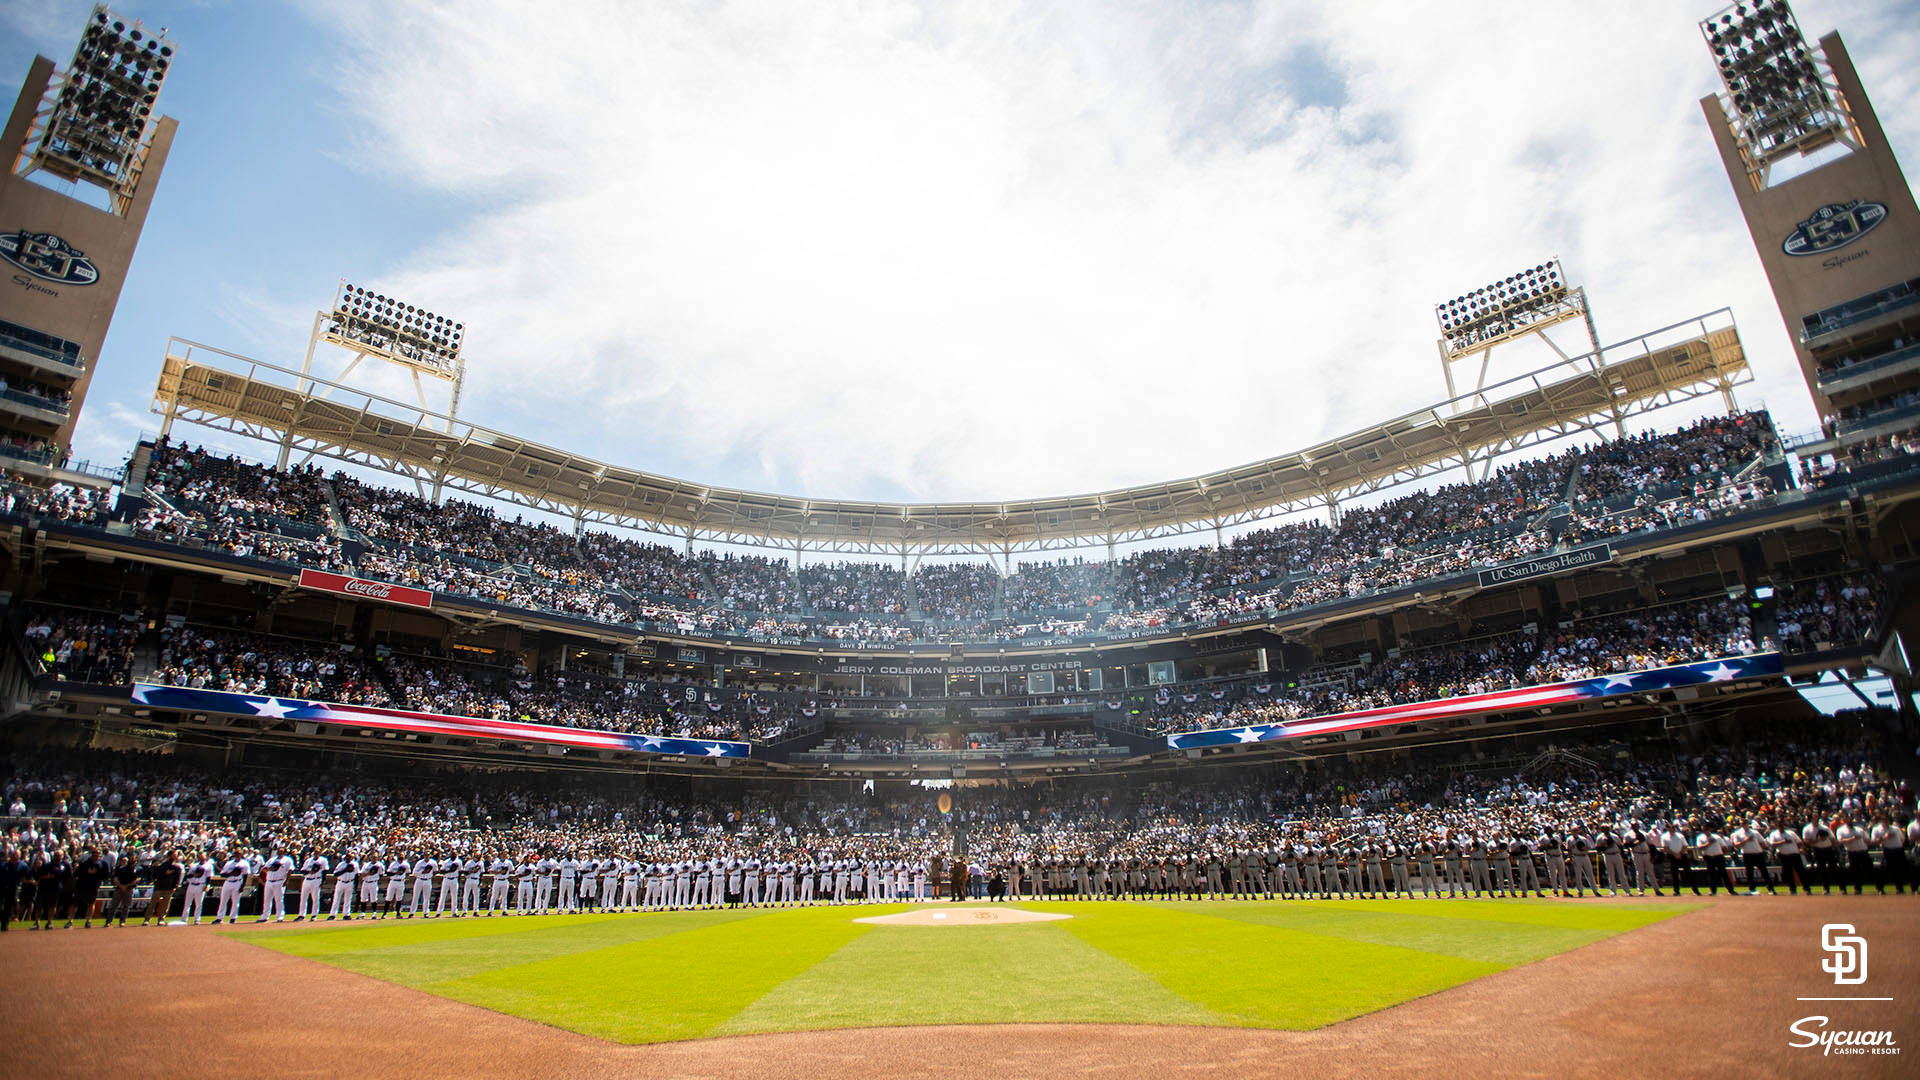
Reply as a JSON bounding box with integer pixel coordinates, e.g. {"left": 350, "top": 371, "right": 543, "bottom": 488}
{"left": 297, "top": 568, "right": 433, "bottom": 609}
{"left": 1477, "top": 542, "right": 1613, "bottom": 588}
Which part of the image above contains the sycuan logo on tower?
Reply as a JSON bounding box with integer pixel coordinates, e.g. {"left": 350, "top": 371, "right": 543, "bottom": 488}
{"left": 1782, "top": 200, "right": 1888, "bottom": 256}
{"left": 0, "top": 230, "right": 100, "bottom": 285}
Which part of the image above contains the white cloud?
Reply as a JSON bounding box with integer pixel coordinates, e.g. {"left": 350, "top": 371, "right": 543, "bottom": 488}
{"left": 303, "top": 0, "right": 1920, "bottom": 506}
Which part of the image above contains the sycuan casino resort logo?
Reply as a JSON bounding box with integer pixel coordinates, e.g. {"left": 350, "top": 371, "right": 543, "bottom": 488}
{"left": 0, "top": 230, "right": 100, "bottom": 285}
{"left": 1782, "top": 200, "right": 1888, "bottom": 256}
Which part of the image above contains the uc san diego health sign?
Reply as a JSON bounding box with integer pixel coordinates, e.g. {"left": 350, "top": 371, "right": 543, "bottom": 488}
{"left": 1477, "top": 542, "right": 1613, "bottom": 588}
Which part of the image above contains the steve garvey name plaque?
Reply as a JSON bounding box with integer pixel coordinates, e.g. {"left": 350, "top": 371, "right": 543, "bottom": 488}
{"left": 1477, "top": 542, "right": 1613, "bottom": 587}
{"left": 297, "top": 568, "right": 433, "bottom": 609}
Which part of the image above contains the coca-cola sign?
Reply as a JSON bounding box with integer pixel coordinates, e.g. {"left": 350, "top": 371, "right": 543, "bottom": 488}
{"left": 298, "top": 569, "right": 433, "bottom": 609}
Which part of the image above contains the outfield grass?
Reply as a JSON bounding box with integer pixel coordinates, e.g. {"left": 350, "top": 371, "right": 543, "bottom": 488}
{"left": 234, "top": 899, "right": 1694, "bottom": 1044}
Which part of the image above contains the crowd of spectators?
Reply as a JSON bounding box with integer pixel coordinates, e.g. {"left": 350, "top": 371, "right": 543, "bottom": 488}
{"left": 2, "top": 706, "right": 1912, "bottom": 924}
{"left": 29, "top": 568, "right": 1882, "bottom": 754}
{"left": 22, "top": 609, "right": 141, "bottom": 685}
{"left": 8, "top": 412, "right": 1813, "bottom": 647}
{"left": 0, "top": 478, "right": 112, "bottom": 527}
{"left": 0, "top": 373, "right": 73, "bottom": 411}
{"left": 1124, "top": 577, "right": 1883, "bottom": 736}
{"left": 1773, "top": 574, "right": 1884, "bottom": 654}
{"left": 801, "top": 725, "right": 1112, "bottom": 760}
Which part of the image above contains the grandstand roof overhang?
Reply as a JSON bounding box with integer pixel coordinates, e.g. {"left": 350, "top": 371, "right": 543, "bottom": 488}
{"left": 151, "top": 309, "right": 1749, "bottom": 556}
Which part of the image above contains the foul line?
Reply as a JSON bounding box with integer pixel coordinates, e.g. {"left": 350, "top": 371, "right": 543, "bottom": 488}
{"left": 1796, "top": 996, "right": 1893, "bottom": 1001}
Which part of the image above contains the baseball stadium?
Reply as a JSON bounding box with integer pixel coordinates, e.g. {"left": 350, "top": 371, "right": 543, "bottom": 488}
{"left": 2, "top": 2, "right": 1918, "bottom": 1077}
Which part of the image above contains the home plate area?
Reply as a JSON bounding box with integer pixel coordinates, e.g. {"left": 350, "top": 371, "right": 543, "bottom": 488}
{"left": 854, "top": 904, "right": 1071, "bottom": 926}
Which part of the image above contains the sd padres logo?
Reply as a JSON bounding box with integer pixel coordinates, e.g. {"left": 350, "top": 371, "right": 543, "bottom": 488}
{"left": 0, "top": 230, "right": 100, "bottom": 285}
{"left": 1821, "top": 922, "right": 1867, "bottom": 985}
{"left": 1782, "top": 201, "right": 1888, "bottom": 257}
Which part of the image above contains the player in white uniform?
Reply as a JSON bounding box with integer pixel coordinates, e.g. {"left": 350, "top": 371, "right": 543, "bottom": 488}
{"left": 602, "top": 860, "right": 620, "bottom": 910}
{"left": 258, "top": 852, "right": 294, "bottom": 922}
{"left": 515, "top": 860, "right": 537, "bottom": 914}
{"left": 619, "top": 860, "right": 641, "bottom": 910}
{"left": 383, "top": 856, "right": 408, "bottom": 917}
{"left": 462, "top": 855, "right": 484, "bottom": 912}
{"left": 408, "top": 855, "right": 435, "bottom": 917}
{"left": 534, "top": 857, "right": 556, "bottom": 911}
{"left": 358, "top": 857, "right": 382, "bottom": 913}
{"left": 743, "top": 859, "right": 761, "bottom": 907}
{"left": 182, "top": 856, "right": 214, "bottom": 924}
{"left": 296, "top": 852, "right": 328, "bottom": 920}
{"left": 557, "top": 856, "right": 581, "bottom": 912}
{"left": 488, "top": 857, "right": 512, "bottom": 914}
{"left": 435, "top": 857, "right": 461, "bottom": 916}
{"left": 214, "top": 854, "right": 251, "bottom": 924}
{"left": 328, "top": 856, "right": 358, "bottom": 919}
{"left": 675, "top": 861, "right": 693, "bottom": 908}
{"left": 578, "top": 858, "right": 598, "bottom": 910}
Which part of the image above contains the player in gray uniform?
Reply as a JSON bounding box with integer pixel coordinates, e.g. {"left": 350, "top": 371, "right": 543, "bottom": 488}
{"left": 1382, "top": 841, "right": 1408, "bottom": 898}
{"left": 1298, "top": 847, "right": 1321, "bottom": 898}
{"left": 1487, "top": 837, "right": 1513, "bottom": 896}
{"left": 1597, "top": 829, "right": 1629, "bottom": 895}
{"left": 1466, "top": 834, "right": 1497, "bottom": 891}
{"left": 1414, "top": 840, "right": 1438, "bottom": 897}
{"left": 1437, "top": 838, "right": 1463, "bottom": 897}
{"left": 1363, "top": 844, "right": 1386, "bottom": 897}
{"left": 1539, "top": 834, "right": 1566, "bottom": 894}
{"left": 1626, "top": 825, "right": 1661, "bottom": 895}
{"left": 1510, "top": 836, "right": 1542, "bottom": 896}
{"left": 1567, "top": 831, "right": 1601, "bottom": 895}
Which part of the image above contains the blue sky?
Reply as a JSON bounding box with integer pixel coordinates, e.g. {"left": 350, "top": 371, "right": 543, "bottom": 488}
{"left": 5, "top": 0, "right": 1919, "bottom": 512}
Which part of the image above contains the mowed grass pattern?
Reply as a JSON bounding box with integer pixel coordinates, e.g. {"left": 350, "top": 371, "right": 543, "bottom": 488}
{"left": 235, "top": 899, "right": 1694, "bottom": 1044}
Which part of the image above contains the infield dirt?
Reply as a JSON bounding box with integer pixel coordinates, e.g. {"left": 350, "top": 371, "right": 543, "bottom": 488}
{"left": 9, "top": 894, "right": 1915, "bottom": 1079}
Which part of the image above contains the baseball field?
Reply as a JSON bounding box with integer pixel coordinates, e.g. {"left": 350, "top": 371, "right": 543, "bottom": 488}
{"left": 233, "top": 899, "right": 1690, "bottom": 1043}
{"left": 12, "top": 894, "right": 1920, "bottom": 1077}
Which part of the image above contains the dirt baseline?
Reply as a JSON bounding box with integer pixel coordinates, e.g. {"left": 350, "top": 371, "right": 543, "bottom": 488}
{"left": 854, "top": 904, "right": 1071, "bottom": 926}
{"left": 10, "top": 895, "right": 1916, "bottom": 1079}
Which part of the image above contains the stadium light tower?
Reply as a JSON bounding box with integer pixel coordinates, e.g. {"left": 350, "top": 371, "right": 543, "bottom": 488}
{"left": 1699, "top": 0, "right": 1920, "bottom": 439}
{"left": 277, "top": 281, "right": 469, "bottom": 470}
{"left": 1699, "top": 0, "right": 1856, "bottom": 187}
{"left": 13, "top": 5, "right": 175, "bottom": 214}
{"left": 1, "top": 4, "right": 178, "bottom": 470}
{"left": 1433, "top": 259, "right": 1623, "bottom": 434}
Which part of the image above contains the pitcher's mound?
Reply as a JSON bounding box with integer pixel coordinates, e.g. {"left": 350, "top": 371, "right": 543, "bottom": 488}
{"left": 854, "top": 905, "right": 1071, "bottom": 926}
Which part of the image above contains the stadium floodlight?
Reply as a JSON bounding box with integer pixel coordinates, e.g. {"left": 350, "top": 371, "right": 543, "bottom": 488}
{"left": 1699, "top": 0, "right": 1848, "bottom": 166}
{"left": 1432, "top": 258, "right": 1618, "bottom": 436}
{"left": 28, "top": 5, "right": 175, "bottom": 195}
{"left": 322, "top": 282, "right": 466, "bottom": 377}
{"left": 1433, "top": 259, "right": 1576, "bottom": 358}
{"left": 285, "top": 281, "right": 470, "bottom": 473}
